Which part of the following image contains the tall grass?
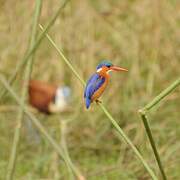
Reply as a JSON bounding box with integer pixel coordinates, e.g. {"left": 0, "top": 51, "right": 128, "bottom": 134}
{"left": 3, "top": 1, "right": 85, "bottom": 180}
{"left": 0, "top": 0, "right": 179, "bottom": 179}
{"left": 0, "top": 0, "right": 70, "bottom": 100}
{"left": 6, "top": 1, "right": 42, "bottom": 179}
{"left": 0, "top": 74, "right": 85, "bottom": 180}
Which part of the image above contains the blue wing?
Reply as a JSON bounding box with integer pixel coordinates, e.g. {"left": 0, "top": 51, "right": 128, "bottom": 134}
{"left": 84, "top": 73, "right": 105, "bottom": 108}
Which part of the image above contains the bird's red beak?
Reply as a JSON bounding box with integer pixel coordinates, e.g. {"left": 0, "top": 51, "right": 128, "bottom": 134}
{"left": 110, "top": 66, "right": 128, "bottom": 72}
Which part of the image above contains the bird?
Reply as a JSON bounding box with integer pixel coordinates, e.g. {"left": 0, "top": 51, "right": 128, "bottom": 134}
{"left": 84, "top": 60, "right": 128, "bottom": 109}
{"left": 28, "top": 80, "right": 71, "bottom": 114}
{"left": 24, "top": 80, "right": 71, "bottom": 145}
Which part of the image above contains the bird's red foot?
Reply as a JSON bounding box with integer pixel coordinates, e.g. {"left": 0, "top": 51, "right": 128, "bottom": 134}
{"left": 95, "top": 99, "right": 102, "bottom": 104}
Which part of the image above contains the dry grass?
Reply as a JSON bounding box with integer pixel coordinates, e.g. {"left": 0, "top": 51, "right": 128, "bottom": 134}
{"left": 0, "top": 0, "right": 179, "bottom": 179}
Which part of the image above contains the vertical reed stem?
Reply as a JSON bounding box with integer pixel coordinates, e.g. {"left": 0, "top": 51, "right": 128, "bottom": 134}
{"left": 60, "top": 121, "right": 74, "bottom": 180}
{"left": 59, "top": 120, "right": 85, "bottom": 180}
{"left": 139, "top": 112, "right": 167, "bottom": 180}
{"left": 6, "top": 1, "right": 42, "bottom": 179}
{"left": 139, "top": 78, "right": 180, "bottom": 180}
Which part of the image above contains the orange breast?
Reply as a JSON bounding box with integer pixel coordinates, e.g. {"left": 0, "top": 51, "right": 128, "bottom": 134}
{"left": 91, "top": 78, "right": 109, "bottom": 101}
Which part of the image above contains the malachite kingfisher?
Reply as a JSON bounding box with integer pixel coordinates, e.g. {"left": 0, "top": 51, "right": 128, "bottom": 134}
{"left": 84, "top": 61, "right": 128, "bottom": 109}
{"left": 28, "top": 80, "right": 71, "bottom": 114}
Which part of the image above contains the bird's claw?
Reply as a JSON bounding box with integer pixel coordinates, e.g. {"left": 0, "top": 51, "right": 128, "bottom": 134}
{"left": 95, "top": 99, "right": 102, "bottom": 104}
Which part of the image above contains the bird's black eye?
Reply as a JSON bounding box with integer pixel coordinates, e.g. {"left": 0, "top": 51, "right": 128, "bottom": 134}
{"left": 107, "top": 65, "right": 111, "bottom": 68}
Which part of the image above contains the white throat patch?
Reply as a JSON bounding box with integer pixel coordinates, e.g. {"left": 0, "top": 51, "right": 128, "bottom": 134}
{"left": 97, "top": 68, "right": 112, "bottom": 74}
{"left": 96, "top": 68, "right": 102, "bottom": 73}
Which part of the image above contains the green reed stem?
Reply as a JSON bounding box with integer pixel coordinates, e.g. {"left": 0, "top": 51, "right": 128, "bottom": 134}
{"left": 142, "top": 78, "right": 180, "bottom": 112}
{"left": 60, "top": 121, "right": 74, "bottom": 180}
{"left": 99, "top": 104, "right": 157, "bottom": 179}
{"left": 39, "top": 24, "right": 85, "bottom": 86}
{"left": 6, "top": 1, "right": 42, "bottom": 180}
{"left": 138, "top": 78, "right": 180, "bottom": 180}
{"left": 60, "top": 120, "right": 86, "bottom": 180}
{"left": 0, "top": 74, "right": 84, "bottom": 180}
{"left": 140, "top": 113, "right": 167, "bottom": 180}
{"left": 39, "top": 25, "right": 158, "bottom": 180}
{"left": 0, "top": 0, "right": 70, "bottom": 101}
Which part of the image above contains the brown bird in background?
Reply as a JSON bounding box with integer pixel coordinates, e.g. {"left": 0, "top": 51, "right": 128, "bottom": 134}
{"left": 24, "top": 80, "right": 71, "bottom": 144}
{"left": 28, "top": 80, "right": 71, "bottom": 114}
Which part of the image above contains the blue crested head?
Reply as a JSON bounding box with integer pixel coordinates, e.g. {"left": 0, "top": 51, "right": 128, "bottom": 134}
{"left": 96, "top": 60, "right": 113, "bottom": 70}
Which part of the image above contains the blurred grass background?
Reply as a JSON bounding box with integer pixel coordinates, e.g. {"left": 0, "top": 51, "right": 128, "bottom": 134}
{"left": 0, "top": 0, "right": 179, "bottom": 179}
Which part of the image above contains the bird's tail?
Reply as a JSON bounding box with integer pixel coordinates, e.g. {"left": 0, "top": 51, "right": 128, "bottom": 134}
{"left": 85, "top": 98, "right": 91, "bottom": 109}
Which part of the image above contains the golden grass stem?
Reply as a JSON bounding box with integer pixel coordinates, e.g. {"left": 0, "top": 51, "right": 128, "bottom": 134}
{"left": 6, "top": 1, "right": 42, "bottom": 179}
{"left": 39, "top": 25, "right": 158, "bottom": 180}
{"left": 0, "top": 74, "right": 84, "bottom": 180}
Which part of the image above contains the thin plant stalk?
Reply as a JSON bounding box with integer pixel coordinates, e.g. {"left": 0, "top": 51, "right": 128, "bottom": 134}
{"left": 139, "top": 113, "right": 167, "bottom": 180}
{"left": 99, "top": 104, "right": 157, "bottom": 179}
{"left": 39, "top": 25, "right": 158, "bottom": 180}
{"left": 142, "top": 78, "right": 180, "bottom": 112}
{"left": 6, "top": 1, "right": 42, "bottom": 180}
{"left": 0, "top": 75, "right": 84, "bottom": 180}
{"left": 139, "top": 78, "right": 180, "bottom": 180}
{"left": 0, "top": 0, "right": 70, "bottom": 101}
{"left": 60, "top": 120, "right": 75, "bottom": 180}
{"left": 39, "top": 24, "right": 85, "bottom": 86}
{"left": 60, "top": 120, "right": 85, "bottom": 180}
